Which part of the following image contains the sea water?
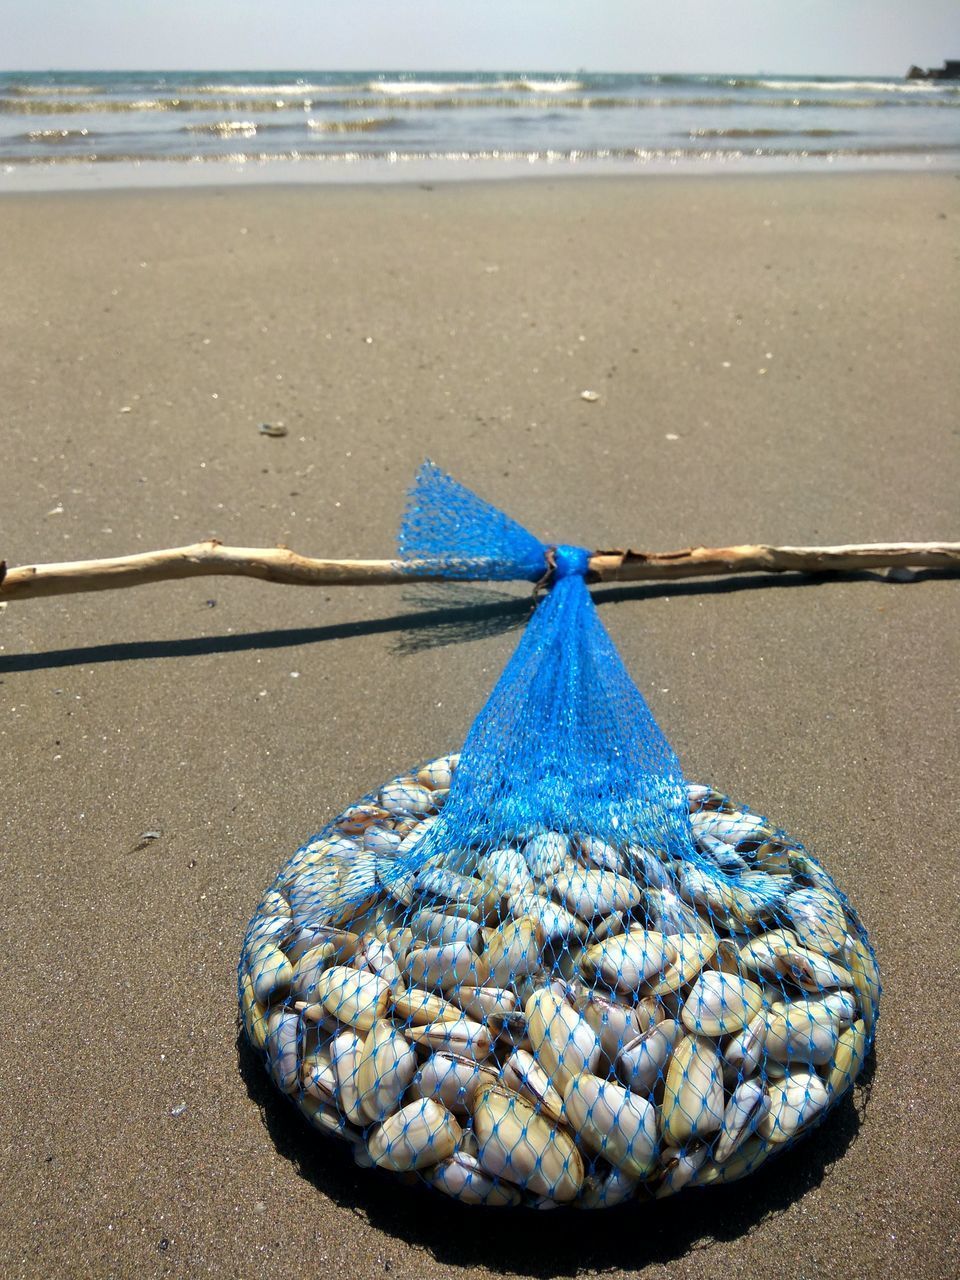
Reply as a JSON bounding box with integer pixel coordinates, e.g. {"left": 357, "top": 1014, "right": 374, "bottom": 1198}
{"left": 1, "top": 70, "right": 957, "bottom": 189}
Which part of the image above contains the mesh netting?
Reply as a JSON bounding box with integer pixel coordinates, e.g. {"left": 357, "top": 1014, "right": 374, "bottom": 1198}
{"left": 238, "top": 464, "right": 880, "bottom": 1208}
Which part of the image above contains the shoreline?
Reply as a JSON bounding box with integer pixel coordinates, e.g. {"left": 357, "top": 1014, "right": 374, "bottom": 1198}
{"left": 2, "top": 148, "right": 958, "bottom": 194}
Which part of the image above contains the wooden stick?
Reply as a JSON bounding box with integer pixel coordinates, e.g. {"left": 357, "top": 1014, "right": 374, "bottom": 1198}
{"left": 1, "top": 540, "right": 957, "bottom": 602}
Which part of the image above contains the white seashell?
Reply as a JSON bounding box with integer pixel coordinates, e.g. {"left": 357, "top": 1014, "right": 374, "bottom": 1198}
{"left": 844, "top": 935, "right": 881, "bottom": 1033}
{"left": 408, "top": 906, "right": 482, "bottom": 950}
{"left": 649, "top": 929, "right": 719, "bottom": 996}
{"left": 427, "top": 1150, "right": 523, "bottom": 1206}
{"left": 265, "top": 1009, "right": 300, "bottom": 1094}
{"left": 764, "top": 999, "right": 841, "bottom": 1066}
{"left": 579, "top": 1165, "right": 642, "bottom": 1209}
{"left": 681, "top": 970, "right": 764, "bottom": 1037}
{"left": 655, "top": 1144, "right": 709, "bottom": 1198}
{"left": 576, "top": 834, "right": 624, "bottom": 872}
{"left": 582, "top": 930, "right": 676, "bottom": 994}
{"left": 524, "top": 831, "right": 570, "bottom": 879}
{"left": 563, "top": 1072, "right": 659, "bottom": 1179}
{"left": 662, "top": 1034, "right": 725, "bottom": 1144}
{"left": 410, "top": 1052, "right": 498, "bottom": 1117}
{"left": 453, "top": 985, "right": 518, "bottom": 1024}
{"left": 406, "top": 941, "right": 481, "bottom": 993}
{"left": 723, "top": 1009, "right": 769, "bottom": 1082}
{"left": 337, "top": 804, "right": 391, "bottom": 835}
{"left": 330, "top": 1028, "right": 365, "bottom": 1124}
{"left": 473, "top": 1083, "right": 584, "bottom": 1201}
{"left": 508, "top": 891, "right": 586, "bottom": 942}
{"left": 240, "top": 974, "right": 269, "bottom": 1050}
{"left": 581, "top": 990, "right": 645, "bottom": 1059}
{"left": 363, "top": 825, "right": 403, "bottom": 857}
{"left": 367, "top": 1098, "right": 462, "bottom": 1172}
{"left": 392, "top": 986, "right": 462, "bottom": 1027}
{"left": 357, "top": 1019, "right": 418, "bottom": 1123}
{"left": 785, "top": 887, "right": 848, "bottom": 957}
{"left": 550, "top": 866, "right": 641, "bottom": 922}
{"left": 479, "top": 846, "right": 537, "bottom": 896}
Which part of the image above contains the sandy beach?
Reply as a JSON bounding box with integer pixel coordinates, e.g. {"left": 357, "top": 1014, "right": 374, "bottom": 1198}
{"left": 1, "top": 171, "right": 958, "bottom": 1279}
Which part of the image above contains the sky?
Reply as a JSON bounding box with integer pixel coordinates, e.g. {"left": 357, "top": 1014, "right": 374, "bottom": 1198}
{"left": 5, "top": 0, "right": 960, "bottom": 75}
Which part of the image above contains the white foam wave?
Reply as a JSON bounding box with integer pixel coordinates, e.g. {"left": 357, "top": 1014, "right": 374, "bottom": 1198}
{"left": 194, "top": 83, "right": 341, "bottom": 95}
{"left": 367, "top": 80, "right": 487, "bottom": 94}
{"left": 750, "top": 78, "right": 951, "bottom": 93}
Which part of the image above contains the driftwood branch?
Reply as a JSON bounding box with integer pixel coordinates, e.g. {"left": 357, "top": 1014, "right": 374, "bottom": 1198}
{"left": 1, "top": 540, "right": 957, "bottom": 603}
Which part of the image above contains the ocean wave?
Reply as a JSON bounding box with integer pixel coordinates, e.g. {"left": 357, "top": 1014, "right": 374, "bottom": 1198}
{"left": 494, "top": 78, "right": 583, "bottom": 92}
{"left": 368, "top": 79, "right": 488, "bottom": 94}
{"left": 731, "top": 77, "right": 959, "bottom": 94}
{"left": 5, "top": 140, "right": 959, "bottom": 167}
{"left": 686, "top": 127, "right": 855, "bottom": 138}
{"left": 25, "top": 127, "right": 92, "bottom": 142}
{"left": 306, "top": 116, "right": 400, "bottom": 132}
{"left": 3, "top": 90, "right": 959, "bottom": 117}
{"left": 192, "top": 82, "right": 346, "bottom": 95}
{"left": 185, "top": 120, "right": 259, "bottom": 136}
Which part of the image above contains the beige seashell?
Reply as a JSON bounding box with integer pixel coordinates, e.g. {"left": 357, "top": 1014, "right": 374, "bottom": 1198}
{"left": 473, "top": 1082, "right": 584, "bottom": 1201}
{"left": 758, "top": 1070, "right": 829, "bottom": 1144}
{"left": 392, "top": 985, "right": 463, "bottom": 1027}
{"left": 410, "top": 1052, "right": 498, "bottom": 1117}
{"left": 582, "top": 930, "right": 676, "bottom": 994}
{"left": 617, "top": 1019, "right": 683, "bottom": 1096}
{"left": 404, "top": 1016, "right": 495, "bottom": 1060}
{"left": 785, "top": 887, "right": 848, "bottom": 957}
{"left": 579, "top": 1165, "right": 642, "bottom": 1209}
{"left": 355, "top": 936, "right": 403, "bottom": 987}
{"left": 737, "top": 928, "right": 800, "bottom": 977}
{"left": 367, "top": 1098, "right": 462, "bottom": 1172}
{"left": 289, "top": 931, "right": 360, "bottom": 998}
{"left": 337, "top": 804, "right": 392, "bottom": 835}
{"left": 417, "top": 754, "right": 459, "bottom": 791}
{"left": 525, "top": 988, "right": 601, "bottom": 1093}
{"left": 426, "top": 1150, "right": 523, "bottom": 1206}
{"left": 681, "top": 970, "right": 764, "bottom": 1036}
{"left": 508, "top": 891, "right": 587, "bottom": 943}
{"left": 260, "top": 889, "right": 293, "bottom": 919}
{"left": 723, "top": 1008, "right": 769, "bottom": 1082}
{"left": 453, "top": 985, "right": 518, "bottom": 1024}
{"left": 827, "top": 1018, "right": 867, "bottom": 1096}
{"left": 406, "top": 940, "right": 481, "bottom": 993}
{"left": 240, "top": 974, "right": 269, "bottom": 1050}
{"left": 654, "top": 1143, "right": 709, "bottom": 1198}
{"left": 550, "top": 866, "right": 642, "bottom": 922}
{"left": 581, "top": 990, "right": 645, "bottom": 1059}
{"left": 247, "top": 940, "right": 294, "bottom": 1004}
{"left": 694, "top": 1136, "right": 773, "bottom": 1186}
{"left": 844, "top": 935, "right": 881, "bottom": 1033}
{"left": 500, "top": 1048, "right": 565, "bottom": 1124}
{"left": 713, "top": 1078, "right": 770, "bottom": 1163}
{"left": 415, "top": 867, "right": 500, "bottom": 923}
{"left": 378, "top": 780, "right": 437, "bottom": 819}
{"left": 299, "top": 1095, "right": 349, "bottom": 1141}
{"left": 661, "top": 1034, "right": 724, "bottom": 1144}
{"left": 303, "top": 966, "right": 390, "bottom": 1031}
{"left": 649, "top": 929, "right": 719, "bottom": 996}
{"left": 563, "top": 1071, "right": 659, "bottom": 1179}
{"left": 479, "top": 916, "right": 544, "bottom": 987}
{"left": 357, "top": 1019, "right": 418, "bottom": 1123}
{"left": 764, "top": 999, "right": 841, "bottom": 1065}
{"left": 770, "top": 944, "right": 855, "bottom": 994}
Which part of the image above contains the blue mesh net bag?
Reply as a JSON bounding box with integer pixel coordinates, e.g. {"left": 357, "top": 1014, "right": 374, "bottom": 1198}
{"left": 239, "top": 463, "right": 880, "bottom": 1209}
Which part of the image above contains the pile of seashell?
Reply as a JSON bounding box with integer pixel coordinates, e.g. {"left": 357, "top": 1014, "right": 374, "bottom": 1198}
{"left": 239, "top": 754, "right": 879, "bottom": 1208}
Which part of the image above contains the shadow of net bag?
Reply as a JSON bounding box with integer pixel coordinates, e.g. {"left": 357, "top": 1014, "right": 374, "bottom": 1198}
{"left": 239, "top": 463, "right": 880, "bottom": 1209}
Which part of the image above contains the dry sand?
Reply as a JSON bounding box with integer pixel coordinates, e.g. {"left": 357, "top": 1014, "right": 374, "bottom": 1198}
{"left": 1, "top": 172, "right": 958, "bottom": 1279}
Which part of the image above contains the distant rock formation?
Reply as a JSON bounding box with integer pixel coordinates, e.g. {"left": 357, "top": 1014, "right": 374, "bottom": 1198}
{"left": 906, "top": 60, "right": 960, "bottom": 80}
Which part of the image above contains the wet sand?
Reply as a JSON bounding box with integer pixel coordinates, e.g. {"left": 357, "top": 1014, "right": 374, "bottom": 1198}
{"left": 1, "top": 172, "right": 958, "bottom": 1279}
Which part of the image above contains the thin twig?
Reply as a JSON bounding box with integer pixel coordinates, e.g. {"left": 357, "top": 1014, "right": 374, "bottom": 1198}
{"left": 1, "top": 540, "right": 957, "bottom": 602}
